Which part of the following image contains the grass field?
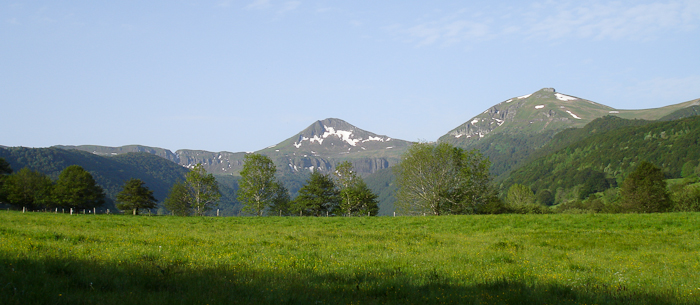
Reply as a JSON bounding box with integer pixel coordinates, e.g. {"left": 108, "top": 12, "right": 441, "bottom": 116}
{"left": 1, "top": 212, "right": 699, "bottom": 304}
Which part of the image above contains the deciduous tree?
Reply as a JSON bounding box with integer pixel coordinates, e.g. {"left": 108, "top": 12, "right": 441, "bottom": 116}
{"left": 394, "top": 142, "right": 496, "bottom": 215}
{"left": 238, "top": 154, "right": 279, "bottom": 216}
{"left": 163, "top": 181, "right": 192, "bottom": 216}
{"left": 53, "top": 165, "right": 105, "bottom": 209}
{"left": 2, "top": 167, "right": 53, "bottom": 210}
{"left": 506, "top": 184, "right": 535, "bottom": 206}
{"left": 185, "top": 164, "right": 221, "bottom": 216}
{"left": 0, "top": 157, "right": 13, "bottom": 203}
{"left": 116, "top": 178, "right": 157, "bottom": 215}
{"left": 344, "top": 180, "right": 379, "bottom": 216}
{"left": 293, "top": 171, "right": 340, "bottom": 216}
{"left": 0, "top": 157, "right": 11, "bottom": 176}
{"left": 620, "top": 161, "right": 671, "bottom": 213}
{"left": 333, "top": 161, "right": 378, "bottom": 216}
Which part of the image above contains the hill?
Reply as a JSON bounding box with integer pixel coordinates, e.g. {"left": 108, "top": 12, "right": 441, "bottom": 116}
{"left": 502, "top": 115, "right": 700, "bottom": 203}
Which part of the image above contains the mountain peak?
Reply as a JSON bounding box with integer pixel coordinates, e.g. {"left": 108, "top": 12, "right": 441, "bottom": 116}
{"left": 290, "top": 118, "right": 395, "bottom": 150}
{"left": 440, "top": 89, "right": 615, "bottom": 145}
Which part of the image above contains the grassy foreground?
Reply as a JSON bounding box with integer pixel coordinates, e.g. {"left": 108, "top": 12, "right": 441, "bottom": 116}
{"left": 1, "top": 212, "right": 699, "bottom": 304}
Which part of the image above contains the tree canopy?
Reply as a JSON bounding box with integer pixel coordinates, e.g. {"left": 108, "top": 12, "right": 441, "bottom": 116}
{"left": 162, "top": 164, "right": 221, "bottom": 216}
{"left": 52, "top": 165, "right": 105, "bottom": 209}
{"left": 116, "top": 178, "right": 158, "bottom": 215}
{"left": 186, "top": 164, "right": 221, "bottom": 216}
{"left": 163, "top": 181, "right": 192, "bottom": 216}
{"left": 293, "top": 171, "right": 340, "bottom": 216}
{"left": 506, "top": 184, "right": 535, "bottom": 206}
{"left": 1, "top": 167, "right": 53, "bottom": 210}
{"left": 620, "top": 161, "right": 671, "bottom": 213}
{"left": 238, "top": 154, "right": 280, "bottom": 216}
{"left": 0, "top": 157, "right": 11, "bottom": 176}
{"left": 394, "top": 142, "right": 496, "bottom": 215}
{"left": 333, "top": 161, "right": 378, "bottom": 216}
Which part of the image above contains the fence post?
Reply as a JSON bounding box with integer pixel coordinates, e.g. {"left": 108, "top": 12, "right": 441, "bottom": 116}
{"left": 23, "top": 207, "right": 26, "bottom": 213}
{"left": 217, "top": 209, "right": 220, "bottom": 217}
{"left": 70, "top": 208, "right": 73, "bottom": 215}
{"left": 107, "top": 209, "right": 110, "bottom": 214}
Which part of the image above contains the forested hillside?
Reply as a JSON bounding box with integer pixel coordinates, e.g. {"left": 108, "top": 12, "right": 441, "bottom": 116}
{"left": 0, "top": 147, "right": 189, "bottom": 211}
{"left": 503, "top": 115, "right": 700, "bottom": 203}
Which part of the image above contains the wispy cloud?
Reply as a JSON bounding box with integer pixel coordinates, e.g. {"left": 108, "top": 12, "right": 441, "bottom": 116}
{"left": 279, "top": 1, "right": 301, "bottom": 14}
{"left": 388, "top": 0, "right": 700, "bottom": 47}
{"left": 246, "top": 0, "right": 271, "bottom": 10}
{"left": 244, "top": 0, "right": 301, "bottom": 14}
{"left": 217, "top": 0, "right": 233, "bottom": 8}
{"left": 527, "top": 0, "right": 700, "bottom": 40}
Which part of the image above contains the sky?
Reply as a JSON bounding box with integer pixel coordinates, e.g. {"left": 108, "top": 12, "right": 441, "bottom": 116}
{"left": 2, "top": 0, "right": 700, "bottom": 153}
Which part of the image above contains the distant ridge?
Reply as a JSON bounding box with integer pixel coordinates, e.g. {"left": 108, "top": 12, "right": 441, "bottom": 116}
{"left": 54, "top": 118, "right": 412, "bottom": 177}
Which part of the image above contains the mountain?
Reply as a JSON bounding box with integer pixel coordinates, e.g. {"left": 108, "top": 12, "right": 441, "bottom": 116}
{"left": 439, "top": 88, "right": 700, "bottom": 177}
{"left": 57, "top": 118, "right": 411, "bottom": 177}
{"left": 257, "top": 118, "right": 411, "bottom": 175}
{"left": 52, "top": 119, "right": 411, "bottom": 213}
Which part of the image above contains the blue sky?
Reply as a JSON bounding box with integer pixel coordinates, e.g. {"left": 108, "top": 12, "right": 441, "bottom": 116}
{"left": 2, "top": 0, "right": 699, "bottom": 152}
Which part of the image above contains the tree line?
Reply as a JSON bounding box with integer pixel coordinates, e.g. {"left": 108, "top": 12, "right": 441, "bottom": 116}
{"left": 502, "top": 160, "right": 700, "bottom": 214}
{"left": 0, "top": 161, "right": 105, "bottom": 211}
{"left": 3, "top": 139, "right": 698, "bottom": 216}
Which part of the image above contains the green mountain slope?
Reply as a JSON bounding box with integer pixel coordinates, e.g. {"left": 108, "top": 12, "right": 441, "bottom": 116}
{"left": 502, "top": 115, "right": 700, "bottom": 203}
{"left": 440, "top": 88, "right": 700, "bottom": 177}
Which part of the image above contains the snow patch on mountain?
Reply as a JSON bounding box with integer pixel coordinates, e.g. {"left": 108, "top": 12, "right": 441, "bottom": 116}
{"left": 361, "top": 136, "right": 387, "bottom": 143}
{"left": 566, "top": 110, "right": 582, "bottom": 119}
{"left": 517, "top": 94, "right": 532, "bottom": 99}
{"left": 535, "top": 105, "right": 545, "bottom": 109}
{"left": 293, "top": 125, "right": 390, "bottom": 149}
{"left": 555, "top": 93, "right": 577, "bottom": 101}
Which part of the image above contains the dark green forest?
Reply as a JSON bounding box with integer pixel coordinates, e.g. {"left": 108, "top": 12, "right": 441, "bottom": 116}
{"left": 503, "top": 115, "right": 700, "bottom": 204}
{"left": 0, "top": 148, "right": 190, "bottom": 212}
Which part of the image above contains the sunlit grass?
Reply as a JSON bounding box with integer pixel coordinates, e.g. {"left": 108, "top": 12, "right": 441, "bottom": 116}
{"left": 2, "top": 212, "right": 699, "bottom": 304}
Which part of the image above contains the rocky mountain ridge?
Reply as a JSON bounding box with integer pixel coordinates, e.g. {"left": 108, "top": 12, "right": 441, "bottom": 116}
{"left": 53, "top": 89, "right": 700, "bottom": 180}
{"left": 56, "top": 118, "right": 411, "bottom": 177}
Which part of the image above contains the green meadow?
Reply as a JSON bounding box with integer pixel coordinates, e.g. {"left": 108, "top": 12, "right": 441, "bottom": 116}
{"left": 1, "top": 212, "right": 699, "bottom": 304}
